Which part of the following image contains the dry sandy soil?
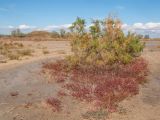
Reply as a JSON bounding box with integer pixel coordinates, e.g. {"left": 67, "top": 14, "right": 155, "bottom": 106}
{"left": 0, "top": 40, "right": 160, "bottom": 120}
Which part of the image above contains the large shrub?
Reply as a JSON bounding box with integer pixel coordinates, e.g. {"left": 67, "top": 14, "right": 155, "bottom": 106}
{"left": 67, "top": 16, "right": 144, "bottom": 67}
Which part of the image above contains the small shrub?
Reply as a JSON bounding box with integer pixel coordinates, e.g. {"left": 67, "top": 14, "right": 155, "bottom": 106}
{"left": 45, "top": 97, "right": 62, "bottom": 112}
{"left": 43, "top": 60, "right": 68, "bottom": 83}
{"left": 42, "top": 49, "right": 49, "bottom": 54}
{"left": 24, "top": 102, "right": 32, "bottom": 108}
{"left": 56, "top": 50, "right": 66, "bottom": 54}
{"left": 82, "top": 109, "right": 108, "bottom": 120}
{"left": 0, "top": 42, "right": 33, "bottom": 60}
{"left": 10, "top": 91, "right": 19, "bottom": 96}
{"left": 7, "top": 53, "right": 21, "bottom": 60}
{"left": 64, "top": 83, "right": 93, "bottom": 102}
{"left": 57, "top": 90, "right": 68, "bottom": 97}
{"left": 13, "top": 43, "right": 24, "bottom": 48}
{"left": 17, "top": 49, "right": 33, "bottom": 56}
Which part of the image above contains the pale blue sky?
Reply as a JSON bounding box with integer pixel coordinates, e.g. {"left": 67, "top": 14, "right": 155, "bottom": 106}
{"left": 0, "top": 0, "right": 160, "bottom": 37}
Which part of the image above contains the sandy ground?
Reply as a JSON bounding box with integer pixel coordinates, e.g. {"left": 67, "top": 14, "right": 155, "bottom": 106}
{"left": 0, "top": 41, "right": 71, "bottom": 69}
{"left": 109, "top": 50, "right": 160, "bottom": 120}
{"left": 0, "top": 41, "right": 160, "bottom": 120}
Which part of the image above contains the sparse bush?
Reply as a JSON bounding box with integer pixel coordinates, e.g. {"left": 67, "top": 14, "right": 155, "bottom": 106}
{"left": 90, "top": 19, "right": 102, "bottom": 39}
{"left": 45, "top": 97, "right": 62, "bottom": 112}
{"left": 57, "top": 90, "right": 68, "bottom": 97}
{"left": 10, "top": 91, "right": 19, "bottom": 96}
{"left": 43, "top": 60, "right": 68, "bottom": 83}
{"left": 144, "top": 34, "right": 150, "bottom": 39}
{"left": 82, "top": 109, "right": 108, "bottom": 120}
{"left": 42, "top": 49, "right": 49, "bottom": 54}
{"left": 0, "top": 42, "right": 33, "bottom": 60}
{"left": 51, "top": 31, "right": 60, "bottom": 38}
{"left": 17, "top": 49, "right": 33, "bottom": 56}
{"left": 7, "top": 53, "right": 21, "bottom": 60}
{"left": 11, "top": 29, "right": 26, "bottom": 37}
{"left": 69, "top": 17, "right": 86, "bottom": 36}
{"left": 59, "top": 29, "right": 66, "bottom": 38}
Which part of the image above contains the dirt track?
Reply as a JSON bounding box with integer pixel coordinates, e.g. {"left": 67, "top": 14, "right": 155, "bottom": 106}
{"left": 0, "top": 41, "right": 160, "bottom": 120}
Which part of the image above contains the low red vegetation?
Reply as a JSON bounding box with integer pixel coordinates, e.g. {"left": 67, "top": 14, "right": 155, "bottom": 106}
{"left": 57, "top": 90, "right": 68, "bottom": 97}
{"left": 64, "top": 83, "right": 93, "bottom": 102}
{"left": 42, "top": 60, "right": 68, "bottom": 83}
{"left": 43, "top": 57, "right": 148, "bottom": 111}
{"left": 45, "top": 97, "right": 62, "bottom": 112}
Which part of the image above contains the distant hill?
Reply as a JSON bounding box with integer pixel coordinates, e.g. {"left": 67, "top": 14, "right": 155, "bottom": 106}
{"left": 27, "top": 31, "right": 52, "bottom": 38}
{"left": 0, "top": 30, "right": 71, "bottom": 41}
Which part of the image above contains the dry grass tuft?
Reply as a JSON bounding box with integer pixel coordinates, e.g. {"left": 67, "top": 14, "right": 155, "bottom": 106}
{"left": 0, "top": 42, "right": 33, "bottom": 60}
{"left": 42, "top": 49, "right": 50, "bottom": 54}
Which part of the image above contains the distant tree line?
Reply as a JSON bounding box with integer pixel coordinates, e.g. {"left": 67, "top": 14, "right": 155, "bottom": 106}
{"left": 10, "top": 28, "right": 72, "bottom": 39}
{"left": 136, "top": 34, "right": 150, "bottom": 39}
{"left": 4, "top": 27, "right": 150, "bottom": 40}
{"left": 11, "top": 29, "right": 26, "bottom": 37}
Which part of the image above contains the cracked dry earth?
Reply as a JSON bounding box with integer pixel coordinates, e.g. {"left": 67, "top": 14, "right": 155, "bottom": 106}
{"left": 0, "top": 41, "right": 160, "bottom": 120}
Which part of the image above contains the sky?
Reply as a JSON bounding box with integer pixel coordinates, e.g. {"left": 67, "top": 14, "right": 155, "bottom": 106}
{"left": 0, "top": 0, "right": 160, "bottom": 37}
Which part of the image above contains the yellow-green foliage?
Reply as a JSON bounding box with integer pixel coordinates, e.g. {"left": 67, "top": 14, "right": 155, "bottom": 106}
{"left": 67, "top": 16, "right": 144, "bottom": 67}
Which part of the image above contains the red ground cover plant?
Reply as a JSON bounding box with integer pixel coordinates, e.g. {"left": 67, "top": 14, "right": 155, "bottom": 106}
{"left": 42, "top": 57, "right": 148, "bottom": 112}
{"left": 42, "top": 60, "right": 68, "bottom": 83}
{"left": 57, "top": 90, "right": 68, "bottom": 97}
{"left": 45, "top": 97, "right": 62, "bottom": 112}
